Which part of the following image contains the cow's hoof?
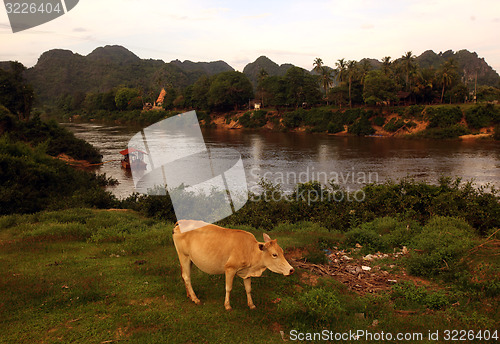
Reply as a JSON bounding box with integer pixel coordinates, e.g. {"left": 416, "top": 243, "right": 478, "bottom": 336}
{"left": 191, "top": 298, "right": 201, "bottom": 305}
{"left": 225, "top": 305, "right": 232, "bottom": 311}
{"left": 249, "top": 305, "right": 256, "bottom": 310}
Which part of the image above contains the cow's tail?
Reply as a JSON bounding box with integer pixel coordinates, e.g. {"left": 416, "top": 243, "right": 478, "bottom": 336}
{"left": 172, "top": 221, "right": 181, "bottom": 235}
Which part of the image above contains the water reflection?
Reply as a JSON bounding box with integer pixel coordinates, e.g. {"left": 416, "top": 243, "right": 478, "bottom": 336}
{"left": 62, "top": 123, "right": 500, "bottom": 199}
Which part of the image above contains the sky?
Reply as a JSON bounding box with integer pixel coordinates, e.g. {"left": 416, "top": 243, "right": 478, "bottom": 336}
{"left": 1, "top": 0, "right": 500, "bottom": 73}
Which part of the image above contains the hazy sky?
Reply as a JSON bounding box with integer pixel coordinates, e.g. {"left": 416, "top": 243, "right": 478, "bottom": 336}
{"left": 1, "top": 0, "right": 499, "bottom": 73}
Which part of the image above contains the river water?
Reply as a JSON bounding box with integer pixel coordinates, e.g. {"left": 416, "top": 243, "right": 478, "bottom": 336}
{"left": 62, "top": 122, "right": 500, "bottom": 199}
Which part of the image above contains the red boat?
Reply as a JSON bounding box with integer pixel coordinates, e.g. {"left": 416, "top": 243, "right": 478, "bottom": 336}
{"left": 119, "top": 148, "right": 147, "bottom": 170}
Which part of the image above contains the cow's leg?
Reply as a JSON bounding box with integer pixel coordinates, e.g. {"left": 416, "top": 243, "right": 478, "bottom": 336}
{"left": 243, "top": 277, "right": 256, "bottom": 309}
{"left": 224, "top": 268, "right": 237, "bottom": 311}
{"left": 178, "top": 255, "right": 200, "bottom": 305}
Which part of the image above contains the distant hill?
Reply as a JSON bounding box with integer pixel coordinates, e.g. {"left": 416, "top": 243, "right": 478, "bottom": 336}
{"left": 243, "top": 56, "right": 295, "bottom": 88}
{"left": 2, "top": 46, "right": 498, "bottom": 105}
{"left": 170, "top": 59, "right": 234, "bottom": 75}
{"left": 22, "top": 45, "right": 233, "bottom": 104}
{"left": 414, "top": 49, "right": 499, "bottom": 86}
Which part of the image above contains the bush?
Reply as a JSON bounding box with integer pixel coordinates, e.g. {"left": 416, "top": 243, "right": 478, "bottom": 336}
{"left": 327, "top": 121, "right": 344, "bottom": 133}
{"left": 5, "top": 116, "right": 102, "bottom": 163}
{"left": 425, "top": 106, "right": 463, "bottom": 128}
{"left": 347, "top": 115, "right": 375, "bottom": 136}
{"left": 282, "top": 109, "right": 306, "bottom": 128}
{"left": 414, "top": 124, "right": 470, "bottom": 139}
{"left": 372, "top": 116, "right": 386, "bottom": 126}
{"left": 355, "top": 217, "right": 422, "bottom": 249}
{"left": 383, "top": 117, "right": 406, "bottom": 132}
{"left": 406, "top": 216, "right": 475, "bottom": 277}
{"left": 279, "top": 288, "right": 344, "bottom": 326}
{"left": 391, "top": 281, "right": 450, "bottom": 310}
{"left": 465, "top": 104, "right": 500, "bottom": 129}
{"left": 345, "top": 227, "right": 386, "bottom": 252}
{"left": 238, "top": 110, "right": 268, "bottom": 128}
{"left": 404, "top": 105, "right": 425, "bottom": 119}
{"left": 0, "top": 138, "right": 116, "bottom": 214}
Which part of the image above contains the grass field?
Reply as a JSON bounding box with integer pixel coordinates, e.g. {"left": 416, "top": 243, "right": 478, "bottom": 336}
{"left": 0, "top": 209, "right": 498, "bottom": 343}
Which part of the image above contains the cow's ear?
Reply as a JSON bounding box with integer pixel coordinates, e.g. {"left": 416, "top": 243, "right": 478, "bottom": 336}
{"left": 263, "top": 233, "right": 272, "bottom": 243}
{"left": 258, "top": 243, "right": 265, "bottom": 251}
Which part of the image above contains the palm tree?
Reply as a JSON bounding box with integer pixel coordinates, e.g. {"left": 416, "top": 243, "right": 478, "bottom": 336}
{"left": 313, "top": 57, "right": 323, "bottom": 73}
{"left": 346, "top": 60, "right": 358, "bottom": 108}
{"left": 335, "top": 58, "right": 347, "bottom": 84}
{"left": 401, "top": 51, "right": 415, "bottom": 92}
{"left": 313, "top": 58, "right": 332, "bottom": 104}
{"left": 440, "top": 58, "right": 457, "bottom": 103}
{"left": 257, "top": 68, "right": 269, "bottom": 105}
{"left": 382, "top": 56, "right": 392, "bottom": 76}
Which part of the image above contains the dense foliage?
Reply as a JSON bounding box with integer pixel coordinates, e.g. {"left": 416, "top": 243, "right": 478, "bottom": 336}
{"left": 0, "top": 62, "right": 34, "bottom": 120}
{"left": 0, "top": 138, "right": 116, "bottom": 214}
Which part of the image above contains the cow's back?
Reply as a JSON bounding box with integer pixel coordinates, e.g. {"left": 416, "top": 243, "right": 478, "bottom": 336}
{"left": 173, "top": 223, "right": 259, "bottom": 275}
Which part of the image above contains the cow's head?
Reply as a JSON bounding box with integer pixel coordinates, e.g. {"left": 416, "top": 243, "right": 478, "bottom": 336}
{"left": 259, "top": 233, "right": 294, "bottom": 276}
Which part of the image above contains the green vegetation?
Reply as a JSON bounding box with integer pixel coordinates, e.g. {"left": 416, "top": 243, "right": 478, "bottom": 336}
{"left": 1, "top": 209, "right": 497, "bottom": 342}
{"left": 383, "top": 117, "right": 416, "bottom": 132}
{"left": 238, "top": 110, "right": 268, "bottom": 128}
{"left": 0, "top": 78, "right": 116, "bottom": 215}
{"left": 0, "top": 62, "right": 34, "bottom": 121}
{"left": 0, "top": 137, "right": 116, "bottom": 214}
{"left": 465, "top": 103, "right": 500, "bottom": 129}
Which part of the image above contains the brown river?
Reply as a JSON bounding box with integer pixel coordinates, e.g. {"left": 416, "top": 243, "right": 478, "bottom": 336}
{"left": 62, "top": 122, "right": 500, "bottom": 199}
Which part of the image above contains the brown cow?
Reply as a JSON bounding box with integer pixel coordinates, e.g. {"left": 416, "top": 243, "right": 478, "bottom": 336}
{"left": 172, "top": 220, "right": 294, "bottom": 310}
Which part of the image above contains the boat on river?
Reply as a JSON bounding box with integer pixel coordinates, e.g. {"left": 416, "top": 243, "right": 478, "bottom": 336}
{"left": 119, "top": 148, "right": 147, "bottom": 170}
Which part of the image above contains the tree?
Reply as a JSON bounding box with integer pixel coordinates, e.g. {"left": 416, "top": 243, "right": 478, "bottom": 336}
{"left": 413, "top": 67, "right": 437, "bottom": 104}
{"left": 439, "top": 58, "right": 458, "bottom": 103}
{"left": 256, "top": 68, "right": 269, "bottom": 105}
{"left": 259, "top": 75, "right": 288, "bottom": 109}
{"left": 382, "top": 56, "right": 392, "bottom": 76}
{"left": 346, "top": 60, "right": 358, "bottom": 108}
{"left": 284, "top": 67, "right": 321, "bottom": 108}
{"left": 207, "top": 71, "right": 254, "bottom": 111}
{"left": 0, "top": 61, "right": 34, "bottom": 120}
{"left": 401, "top": 51, "right": 416, "bottom": 92}
{"left": 114, "top": 87, "right": 140, "bottom": 110}
{"left": 313, "top": 57, "right": 333, "bottom": 104}
{"left": 363, "top": 70, "right": 397, "bottom": 106}
{"left": 335, "top": 58, "right": 348, "bottom": 84}
{"left": 191, "top": 75, "right": 212, "bottom": 110}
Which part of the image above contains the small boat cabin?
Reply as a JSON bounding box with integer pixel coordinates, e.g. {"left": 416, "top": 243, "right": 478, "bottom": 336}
{"left": 119, "top": 148, "right": 147, "bottom": 170}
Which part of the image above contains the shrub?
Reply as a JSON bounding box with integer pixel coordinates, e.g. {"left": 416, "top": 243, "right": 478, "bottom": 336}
{"left": 282, "top": 109, "right": 306, "bottom": 128}
{"left": 238, "top": 110, "right": 268, "bottom": 128}
{"left": 0, "top": 138, "right": 117, "bottom": 214}
{"left": 279, "top": 288, "right": 344, "bottom": 326}
{"left": 345, "top": 227, "right": 386, "bottom": 252}
{"left": 327, "top": 121, "right": 344, "bottom": 133}
{"left": 383, "top": 118, "right": 406, "bottom": 132}
{"left": 465, "top": 104, "right": 500, "bottom": 129}
{"left": 425, "top": 106, "right": 463, "bottom": 128}
{"left": 357, "top": 217, "right": 422, "bottom": 248}
{"left": 372, "top": 116, "right": 386, "bottom": 126}
{"left": 404, "top": 105, "right": 425, "bottom": 119}
{"left": 406, "top": 216, "right": 475, "bottom": 277}
{"left": 414, "top": 124, "right": 470, "bottom": 139}
{"left": 391, "top": 281, "right": 450, "bottom": 310}
{"left": 347, "top": 115, "right": 375, "bottom": 136}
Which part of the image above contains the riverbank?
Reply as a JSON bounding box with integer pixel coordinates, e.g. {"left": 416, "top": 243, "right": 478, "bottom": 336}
{"left": 58, "top": 103, "right": 500, "bottom": 140}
